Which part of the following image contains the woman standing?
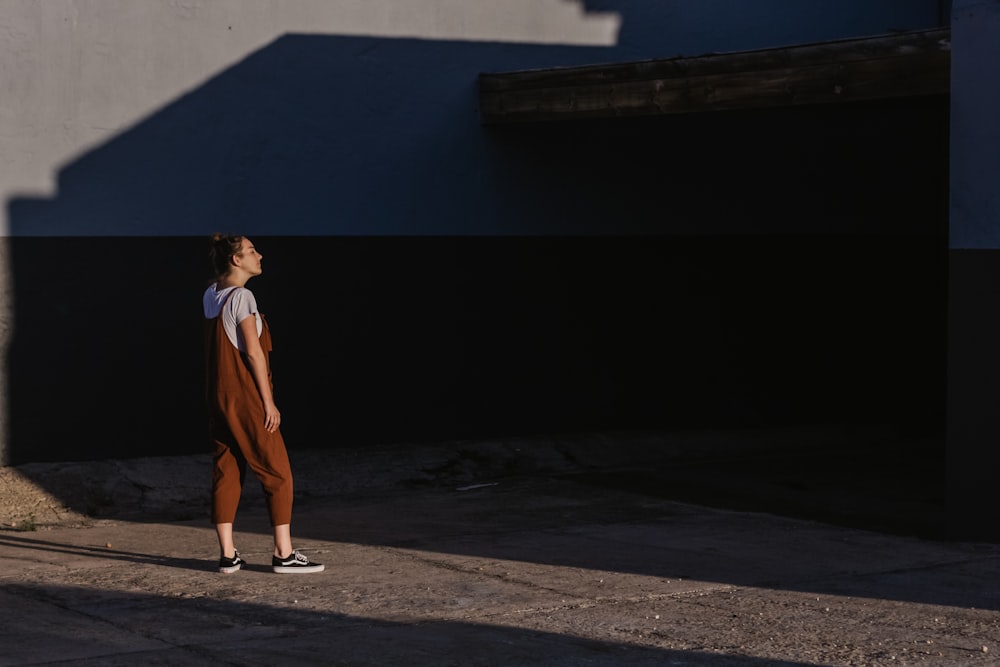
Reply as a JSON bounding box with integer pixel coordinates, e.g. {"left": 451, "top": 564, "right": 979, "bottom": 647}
{"left": 203, "top": 233, "right": 323, "bottom": 574}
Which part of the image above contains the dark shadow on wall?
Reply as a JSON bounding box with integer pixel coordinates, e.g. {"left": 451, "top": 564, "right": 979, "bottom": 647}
{"left": 5, "top": 35, "right": 948, "bottom": 488}
{"left": 591, "top": 0, "right": 946, "bottom": 57}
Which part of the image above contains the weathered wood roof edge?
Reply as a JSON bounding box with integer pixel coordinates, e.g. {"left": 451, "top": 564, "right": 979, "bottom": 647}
{"left": 479, "top": 27, "right": 951, "bottom": 123}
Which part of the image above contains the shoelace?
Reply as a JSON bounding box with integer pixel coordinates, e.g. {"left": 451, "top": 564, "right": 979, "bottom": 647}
{"left": 278, "top": 550, "right": 308, "bottom": 564}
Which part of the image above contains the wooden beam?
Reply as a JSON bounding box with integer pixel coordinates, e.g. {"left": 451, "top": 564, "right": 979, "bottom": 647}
{"left": 479, "top": 28, "right": 951, "bottom": 124}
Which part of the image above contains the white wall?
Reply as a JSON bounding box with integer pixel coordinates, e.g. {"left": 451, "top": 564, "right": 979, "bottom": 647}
{"left": 0, "top": 0, "right": 620, "bottom": 222}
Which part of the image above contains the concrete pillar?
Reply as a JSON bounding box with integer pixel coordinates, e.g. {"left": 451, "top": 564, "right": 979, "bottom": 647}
{"left": 947, "top": 0, "right": 1000, "bottom": 541}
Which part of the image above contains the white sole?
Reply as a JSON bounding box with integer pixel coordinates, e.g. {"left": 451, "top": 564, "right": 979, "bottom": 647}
{"left": 272, "top": 564, "right": 325, "bottom": 574}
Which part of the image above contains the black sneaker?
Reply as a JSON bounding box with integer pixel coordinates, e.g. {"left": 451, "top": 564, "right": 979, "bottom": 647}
{"left": 272, "top": 550, "right": 324, "bottom": 574}
{"left": 218, "top": 550, "right": 245, "bottom": 574}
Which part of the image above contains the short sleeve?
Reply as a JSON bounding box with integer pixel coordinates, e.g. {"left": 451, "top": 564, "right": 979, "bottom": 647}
{"left": 228, "top": 288, "right": 259, "bottom": 325}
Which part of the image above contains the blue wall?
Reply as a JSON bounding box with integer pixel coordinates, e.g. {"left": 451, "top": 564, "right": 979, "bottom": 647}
{"left": 950, "top": 0, "right": 1000, "bottom": 249}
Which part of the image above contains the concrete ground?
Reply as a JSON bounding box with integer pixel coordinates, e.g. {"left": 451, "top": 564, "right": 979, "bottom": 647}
{"left": 1, "top": 428, "right": 998, "bottom": 666}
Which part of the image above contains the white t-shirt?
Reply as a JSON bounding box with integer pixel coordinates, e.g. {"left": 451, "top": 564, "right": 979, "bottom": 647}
{"left": 203, "top": 284, "right": 263, "bottom": 351}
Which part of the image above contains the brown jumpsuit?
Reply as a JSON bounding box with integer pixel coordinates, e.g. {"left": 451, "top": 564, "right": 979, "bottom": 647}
{"left": 205, "top": 290, "right": 293, "bottom": 527}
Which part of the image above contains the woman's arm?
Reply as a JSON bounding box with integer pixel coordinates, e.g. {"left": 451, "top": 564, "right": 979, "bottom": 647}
{"left": 238, "top": 315, "right": 281, "bottom": 433}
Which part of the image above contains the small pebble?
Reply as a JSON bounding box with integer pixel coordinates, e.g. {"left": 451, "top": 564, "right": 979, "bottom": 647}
{"left": 105, "top": 542, "right": 112, "bottom": 548}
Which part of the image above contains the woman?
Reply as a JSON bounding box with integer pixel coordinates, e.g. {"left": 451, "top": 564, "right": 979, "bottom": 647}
{"left": 203, "top": 233, "right": 323, "bottom": 574}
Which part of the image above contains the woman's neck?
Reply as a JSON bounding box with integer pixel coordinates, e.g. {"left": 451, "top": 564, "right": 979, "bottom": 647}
{"left": 217, "top": 274, "right": 249, "bottom": 290}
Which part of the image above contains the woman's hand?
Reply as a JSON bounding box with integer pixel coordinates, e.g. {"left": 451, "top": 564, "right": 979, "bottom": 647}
{"left": 263, "top": 401, "right": 281, "bottom": 433}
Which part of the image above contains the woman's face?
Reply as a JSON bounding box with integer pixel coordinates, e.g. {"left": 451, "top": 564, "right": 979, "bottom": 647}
{"left": 236, "top": 238, "right": 263, "bottom": 276}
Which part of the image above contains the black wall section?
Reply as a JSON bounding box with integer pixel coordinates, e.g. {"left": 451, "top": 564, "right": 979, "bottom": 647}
{"left": 947, "top": 249, "right": 1000, "bottom": 541}
{"left": 7, "top": 235, "right": 945, "bottom": 464}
